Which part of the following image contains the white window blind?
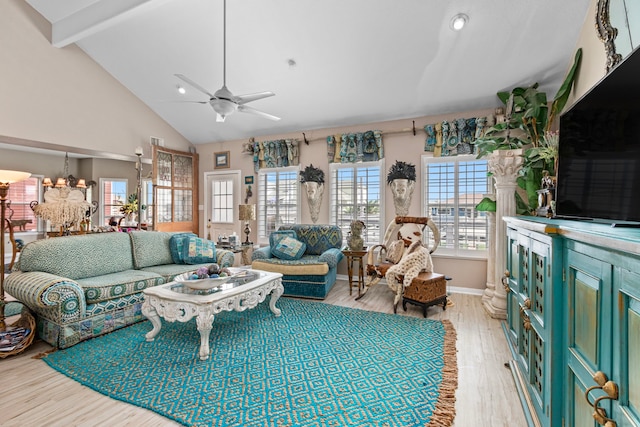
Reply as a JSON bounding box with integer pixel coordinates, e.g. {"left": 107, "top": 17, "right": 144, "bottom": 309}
{"left": 329, "top": 161, "right": 384, "bottom": 245}
{"left": 423, "top": 155, "right": 489, "bottom": 256}
{"left": 257, "top": 167, "right": 299, "bottom": 241}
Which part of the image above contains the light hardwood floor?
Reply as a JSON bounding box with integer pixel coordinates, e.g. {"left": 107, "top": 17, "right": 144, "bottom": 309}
{"left": 0, "top": 280, "right": 527, "bottom": 427}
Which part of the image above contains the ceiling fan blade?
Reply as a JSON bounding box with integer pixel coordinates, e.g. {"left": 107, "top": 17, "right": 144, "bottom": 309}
{"left": 216, "top": 113, "right": 226, "bottom": 122}
{"left": 234, "top": 91, "right": 275, "bottom": 105}
{"left": 237, "top": 104, "right": 281, "bottom": 121}
{"left": 174, "top": 74, "right": 216, "bottom": 99}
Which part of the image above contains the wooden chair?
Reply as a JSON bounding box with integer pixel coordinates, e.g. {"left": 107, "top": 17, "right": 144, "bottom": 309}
{"left": 359, "top": 216, "right": 449, "bottom": 317}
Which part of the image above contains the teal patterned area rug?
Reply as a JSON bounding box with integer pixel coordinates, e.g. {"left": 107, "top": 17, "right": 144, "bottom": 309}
{"left": 43, "top": 299, "right": 457, "bottom": 427}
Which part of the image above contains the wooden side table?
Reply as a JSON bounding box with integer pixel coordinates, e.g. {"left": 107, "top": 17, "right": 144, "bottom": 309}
{"left": 342, "top": 247, "right": 368, "bottom": 297}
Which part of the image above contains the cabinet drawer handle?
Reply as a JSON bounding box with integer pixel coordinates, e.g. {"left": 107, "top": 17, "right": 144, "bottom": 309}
{"left": 523, "top": 298, "right": 531, "bottom": 309}
{"left": 502, "top": 270, "right": 510, "bottom": 293}
{"left": 520, "top": 309, "right": 531, "bottom": 331}
{"left": 584, "top": 371, "right": 619, "bottom": 426}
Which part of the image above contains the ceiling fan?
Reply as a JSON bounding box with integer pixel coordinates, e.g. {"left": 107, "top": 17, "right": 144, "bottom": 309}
{"left": 175, "top": 0, "right": 279, "bottom": 123}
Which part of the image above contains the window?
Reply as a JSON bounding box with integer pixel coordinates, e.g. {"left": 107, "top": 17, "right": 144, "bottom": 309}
{"left": 7, "top": 176, "right": 42, "bottom": 232}
{"left": 423, "top": 155, "right": 489, "bottom": 256}
{"left": 329, "top": 161, "right": 384, "bottom": 245}
{"left": 257, "top": 166, "right": 299, "bottom": 241}
{"left": 101, "top": 179, "right": 127, "bottom": 226}
{"left": 211, "top": 177, "right": 234, "bottom": 223}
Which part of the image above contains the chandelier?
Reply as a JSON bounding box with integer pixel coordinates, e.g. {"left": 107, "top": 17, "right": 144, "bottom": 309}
{"left": 31, "top": 153, "right": 98, "bottom": 235}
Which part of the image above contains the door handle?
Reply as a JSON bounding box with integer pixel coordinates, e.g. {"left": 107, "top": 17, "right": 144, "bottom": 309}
{"left": 584, "top": 371, "right": 619, "bottom": 426}
{"left": 502, "top": 270, "right": 510, "bottom": 293}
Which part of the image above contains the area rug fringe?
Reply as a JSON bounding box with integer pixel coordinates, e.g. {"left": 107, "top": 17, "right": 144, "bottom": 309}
{"left": 427, "top": 319, "right": 458, "bottom": 427}
{"left": 32, "top": 348, "right": 57, "bottom": 359}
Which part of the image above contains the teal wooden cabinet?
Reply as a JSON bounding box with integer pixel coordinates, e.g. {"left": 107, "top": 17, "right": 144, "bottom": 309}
{"left": 504, "top": 217, "right": 640, "bottom": 427}
{"left": 504, "top": 221, "right": 564, "bottom": 427}
{"left": 565, "top": 240, "right": 640, "bottom": 427}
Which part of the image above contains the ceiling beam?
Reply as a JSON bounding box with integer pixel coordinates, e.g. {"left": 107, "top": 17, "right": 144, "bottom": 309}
{"left": 52, "top": 0, "right": 170, "bottom": 48}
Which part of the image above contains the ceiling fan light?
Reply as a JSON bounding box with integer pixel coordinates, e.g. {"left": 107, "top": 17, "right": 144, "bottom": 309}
{"left": 211, "top": 99, "right": 237, "bottom": 117}
{"left": 177, "top": 85, "right": 186, "bottom": 95}
{"left": 450, "top": 13, "right": 468, "bottom": 31}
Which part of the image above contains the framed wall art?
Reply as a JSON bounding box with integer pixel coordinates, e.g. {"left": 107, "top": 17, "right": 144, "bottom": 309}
{"left": 214, "top": 151, "right": 230, "bottom": 169}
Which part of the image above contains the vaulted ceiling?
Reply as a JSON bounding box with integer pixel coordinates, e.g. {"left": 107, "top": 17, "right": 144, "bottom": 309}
{"left": 26, "top": 0, "right": 592, "bottom": 145}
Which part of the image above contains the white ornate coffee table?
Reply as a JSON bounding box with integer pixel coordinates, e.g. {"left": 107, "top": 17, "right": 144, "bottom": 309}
{"left": 142, "top": 269, "right": 283, "bottom": 361}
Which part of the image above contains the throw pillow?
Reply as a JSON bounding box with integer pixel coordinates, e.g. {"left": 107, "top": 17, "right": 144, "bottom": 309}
{"left": 272, "top": 236, "right": 306, "bottom": 260}
{"left": 169, "top": 232, "right": 197, "bottom": 264}
{"left": 182, "top": 236, "right": 217, "bottom": 265}
{"left": 269, "top": 230, "right": 298, "bottom": 249}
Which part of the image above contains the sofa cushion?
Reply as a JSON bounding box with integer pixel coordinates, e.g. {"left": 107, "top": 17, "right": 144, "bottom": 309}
{"left": 129, "top": 231, "right": 175, "bottom": 269}
{"left": 18, "top": 233, "right": 134, "bottom": 280}
{"left": 252, "top": 256, "right": 330, "bottom": 276}
{"left": 182, "top": 236, "right": 217, "bottom": 264}
{"left": 169, "top": 232, "right": 197, "bottom": 264}
{"left": 76, "top": 270, "right": 164, "bottom": 304}
{"left": 269, "top": 230, "right": 298, "bottom": 249}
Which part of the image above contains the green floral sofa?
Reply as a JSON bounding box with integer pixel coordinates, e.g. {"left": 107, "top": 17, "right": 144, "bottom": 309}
{"left": 251, "top": 224, "right": 343, "bottom": 299}
{"left": 5, "top": 231, "right": 234, "bottom": 349}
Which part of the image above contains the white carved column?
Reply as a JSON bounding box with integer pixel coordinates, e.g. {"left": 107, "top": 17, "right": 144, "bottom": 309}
{"left": 482, "top": 209, "right": 496, "bottom": 304}
{"left": 483, "top": 149, "right": 522, "bottom": 319}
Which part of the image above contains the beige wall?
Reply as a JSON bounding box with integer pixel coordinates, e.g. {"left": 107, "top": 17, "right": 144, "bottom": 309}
{"left": 0, "top": 0, "right": 192, "bottom": 158}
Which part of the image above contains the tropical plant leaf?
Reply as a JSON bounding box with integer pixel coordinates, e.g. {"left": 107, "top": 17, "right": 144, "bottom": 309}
{"left": 549, "top": 48, "right": 583, "bottom": 130}
{"left": 475, "top": 197, "right": 496, "bottom": 212}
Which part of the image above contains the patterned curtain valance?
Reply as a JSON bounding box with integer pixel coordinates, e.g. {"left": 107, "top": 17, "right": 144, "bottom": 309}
{"left": 424, "top": 116, "right": 491, "bottom": 157}
{"left": 327, "top": 130, "right": 384, "bottom": 163}
{"left": 253, "top": 139, "right": 300, "bottom": 172}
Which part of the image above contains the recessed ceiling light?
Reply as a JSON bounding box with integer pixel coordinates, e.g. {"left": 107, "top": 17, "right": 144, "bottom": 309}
{"left": 450, "top": 13, "right": 468, "bottom": 31}
{"left": 177, "top": 85, "right": 186, "bottom": 95}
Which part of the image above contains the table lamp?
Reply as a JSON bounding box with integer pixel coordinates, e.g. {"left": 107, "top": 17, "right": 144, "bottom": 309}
{"left": 238, "top": 204, "right": 256, "bottom": 245}
{"left": 0, "top": 170, "right": 31, "bottom": 330}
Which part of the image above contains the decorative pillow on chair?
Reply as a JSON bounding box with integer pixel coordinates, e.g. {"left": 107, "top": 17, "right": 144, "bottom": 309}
{"left": 182, "top": 236, "right": 217, "bottom": 264}
{"left": 272, "top": 236, "right": 307, "bottom": 260}
{"left": 269, "top": 230, "right": 298, "bottom": 249}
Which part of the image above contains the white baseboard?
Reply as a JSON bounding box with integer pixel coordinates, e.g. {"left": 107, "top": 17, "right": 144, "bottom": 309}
{"left": 336, "top": 274, "right": 484, "bottom": 296}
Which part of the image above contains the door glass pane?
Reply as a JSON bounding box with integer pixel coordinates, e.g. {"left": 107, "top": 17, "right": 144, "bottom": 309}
{"left": 174, "top": 189, "right": 193, "bottom": 222}
{"left": 157, "top": 188, "right": 172, "bottom": 223}
{"left": 212, "top": 178, "right": 234, "bottom": 223}
{"left": 157, "top": 152, "right": 172, "bottom": 186}
{"left": 174, "top": 155, "right": 193, "bottom": 188}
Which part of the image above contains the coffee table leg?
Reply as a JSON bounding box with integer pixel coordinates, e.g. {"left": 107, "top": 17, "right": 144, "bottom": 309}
{"left": 142, "top": 300, "right": 162, "bottom": 341}
{"left": 196, "top": 310, "right": 215, "bottom": 361}
{"left": 269, "top": 280, "right": 284, "bottom": 317}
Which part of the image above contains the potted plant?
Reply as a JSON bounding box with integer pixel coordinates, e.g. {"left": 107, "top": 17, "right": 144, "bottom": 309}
{"left": 119, "top": 193, "right": 146, "bottom": 223}
{"left": 475, "top": 48, "right": 582, "bottom": 215}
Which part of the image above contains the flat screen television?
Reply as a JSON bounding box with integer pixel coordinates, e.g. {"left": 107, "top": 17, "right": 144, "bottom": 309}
{"left": 555, "top": 44, "right": 640, "bottom": 226}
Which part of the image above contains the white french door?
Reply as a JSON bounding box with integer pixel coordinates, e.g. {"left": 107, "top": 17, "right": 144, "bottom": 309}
{"left": 204, "top": 171, "right": 241, "bottom": 242}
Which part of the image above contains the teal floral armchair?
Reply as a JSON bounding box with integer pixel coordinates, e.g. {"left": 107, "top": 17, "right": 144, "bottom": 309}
{"left": 251, "top": 224, "right": 343, "bottom": 299}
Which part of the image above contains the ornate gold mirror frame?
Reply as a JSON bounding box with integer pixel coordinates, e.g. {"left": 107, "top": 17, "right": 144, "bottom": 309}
{"left": 596, "top": 0, "right": 623, "bottom": 73}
